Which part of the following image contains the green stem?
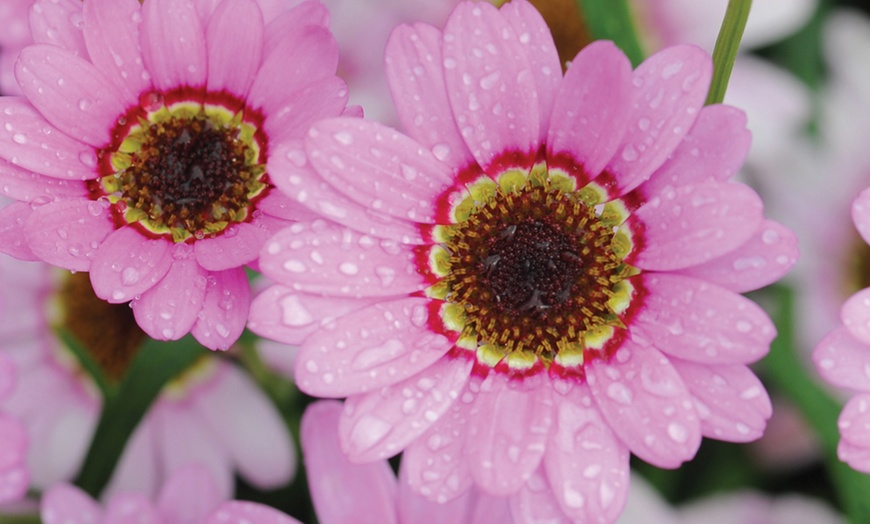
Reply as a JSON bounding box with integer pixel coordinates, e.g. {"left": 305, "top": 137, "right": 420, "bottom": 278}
{"left": 706, "top": 0, "right": 752, "bottom": 105}
{"left": 762, "top": 286, "right": 870, "bottom": 523}
{"left": 576, "top": 0, "right": 645, "bottom": 66}
{"left": 72, "top": 336, "right": 207, "bottom": 497}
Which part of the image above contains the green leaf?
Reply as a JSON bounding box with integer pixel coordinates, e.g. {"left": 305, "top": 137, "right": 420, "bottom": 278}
{"left": 706, "top": 0, "right": 752, "bottom": 105}
{"left": 72, "top": 335, "right": 208, "bottom": 497}
{"left": 762, "top": 285, "right": 870, "bottom": 523}
{"left": 576, "top": 0, "right": 645, "bottom": 66}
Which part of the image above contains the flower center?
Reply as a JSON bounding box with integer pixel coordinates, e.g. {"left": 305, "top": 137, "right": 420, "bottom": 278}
{"left": 93, "top": 90, "right": 269, "bottom": 242}
{"left": 485, "top": 220, "right": 582, "bottom": 313}
{"left": 57, "top": 272, "right": 146, "bottom": 383}
{"left": 426, "top": 165, "right": 640, "bottom": 378}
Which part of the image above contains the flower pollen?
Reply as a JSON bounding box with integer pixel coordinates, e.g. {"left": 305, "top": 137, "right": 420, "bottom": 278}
{"left": 93, "top": 90, "right": 269, "bottom": 243}
{"left": 428, "top": 164, "right": 639, "bottom": 378}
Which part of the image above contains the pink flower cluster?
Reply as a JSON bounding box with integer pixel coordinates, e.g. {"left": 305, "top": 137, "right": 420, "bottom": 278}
{"left": 0, "top": 0, "right": 841, "bottom": 522}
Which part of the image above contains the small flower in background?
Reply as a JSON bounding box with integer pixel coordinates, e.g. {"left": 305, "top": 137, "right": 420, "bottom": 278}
{"left": 0, "top": 0, "right": 348, "bottom": 350}
{"left": 0, "top": 254, "right": 295, "bottom": 500}
{"left": 814, "top": 186, "right": 870, "bottom": 471}
{"left": 202, "top": 400, "right": 513, "bottom": 524}
{"left": 250, "top": 0, "right": 797, "bottom": 521}
{"left": 41, "top": 464, "right": 224, "bottom": 524}
{"left": 0, "top": 353, "right": 28, "bottom": 504}
{"left": 618, "top": 473, "right": 842, "bottom": 524}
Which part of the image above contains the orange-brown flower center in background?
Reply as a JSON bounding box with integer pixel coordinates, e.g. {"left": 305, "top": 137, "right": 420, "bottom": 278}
{"left": 526, "top": 0, "right": 591, "bottom": 69}
{"left": 59, "top": 272, "right": 146, "bottom": 382}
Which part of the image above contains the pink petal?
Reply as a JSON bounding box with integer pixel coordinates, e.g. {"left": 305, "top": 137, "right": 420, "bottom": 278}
{"left": 40, "top": 484, "right": 102, "bottom": 524}
{"left": 89, "top": 227, "right": 172, "bottom": 303}
{"left": 397, "top": 473, "right": 511, "bottom": 524}
{"left": 0, "top": 159, "right": 88, "bottom": 201}
{"left": 157, "top": 464, "right": 224, "bottom": 524}
{"left": 0, "top": 202, "right": 38, "bottom": 260}
{"left": 842, "top": 288, "right": 870, "bottom": 346}
{"left": 256, "top": 192, "right": 324, "bottom": 223}
{"left": 190, "top": 268, "right": 250, "bottom": 351}
{"left": 634, "top": 273, "right": 775, "bottom": 365}
{"left": 510, "top": 469, "right": 573, "bottom": 524}
{"left": 268, "top": 143, "right": 425, "bottom": 244}
{"left": 248, "top": 285, "right": 379, "bottom": 345}
{"left": 641, "top": 104, "right": 751, "bottom": 196}
{"left": 839, "top": 393, "right": 870, "bottom": 449}
{"left": 339, "top": 357, "right": 473, "bottom": 462}
{"left": 15, "top": 45, "right": 125, "bottom": 147}
{"left": 247, "top": 26, "right": 338, "bottom": 116}
{"left": 499, "top": 0, "right": 561, "bottom": 145}
{"left": 603, "top": 45, "right": 712, "bottom": 195}
{"left": 302, "top": 401, "right": 398, "bottom": 524}
{"left": 193, "top": 222, "right": 265, "bottom": 271}
{"left": 205, "top": 0, "right": 263, "bottom": 99}
{"left": 263, "top": 0, "right": 330, "bottom": 54}
{"left": 839, "top": 438, "right": 870, "bottom": 473}
{"left": 629, "top": 181, "right": 763, "bottom": 271}
{"left": 101, "top": 421, "right": 159, "bottom": 500}
{"left": 190, "top": 363, "right": 295, "bottom": 489}
{"left": 671, "top": 360, "right": 771, "bottom": 442}
{"left": 28, "top": 394, "right": 99, "bottom": 488}
{"left": 259, "top": 220, "right": 426, "bottom": 297}
{"left": 296, "top": 297, "right": 456, "bottom": 397}
{"left": 0, "top": 98, "right": 98, "bottom": 180}
{"left": 104, "top": 493, "right": 162, "bottom": 524}
{"left": 153, "top": 403, "right": 234, "bottom": 499}
{"left": 206, "top": 502, "right": 301, "bottom": 524}
{"left": 30, "top": 0, "right": 88, "bottom": 57}
{"left": 132, "top": 257, "right": 207, "bottom": 341}
{"left": 0, "top": 463, "right": 28, "bottom": 504}
{"left": 0, "top": 413, "right": 26, "bottom": 471}
{"left": 24, "top": 199, "right": 115, "bottom": 271}
{"left": 442, "top": 2, "right": 539, "bottom": 171}
{"left": 385, "top": 23, "right": 473, "bottom": 169}
{"left": 674, "top": 220, "right": 798, "bottom": 293}
{"left": 306, "top": 118, "right": 451, "bottom": 224}
{"left": 814, "top": 327, "right": 870, "bottom": 392}
{"left": 402, "top": 390, "right": 476, "bottom": 504}
{"left": 262, "top": 76, "right": 349, "bottom": 142}
{"left": 852, "top": 187, "right": 870, "bottom": 246}
{"left": 546, "top": 41, "right": 633, "bottom": 182}
{"left": 465, "top": 375, "right": 553, "bottom": 496}
{"left": 587, "top": 338, "right": 701, "bottom": 468}
{"left": 82, "top": 0, "right": 150, "bottom": 105}
{"left": 141, "top": 0, "right": 207, "bottom": 91}
{"left": 543, "top": 386, "right": 630, "bottom": 522}
{"left": 0, "top": 354, "right": 17, "bottom": 403}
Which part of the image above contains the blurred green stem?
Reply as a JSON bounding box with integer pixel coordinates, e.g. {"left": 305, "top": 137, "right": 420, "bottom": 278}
{"left": 706, "top": 0, "right": 751, "bottom": 104}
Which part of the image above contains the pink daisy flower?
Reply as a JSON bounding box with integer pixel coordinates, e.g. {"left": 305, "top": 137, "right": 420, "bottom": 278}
{"left": 0, "top": 0, "right": 347, "bottom": 350}
{"left": 41, "top": 464, "right": 224, "bottom": 524}
{"left": 813, "top": 187, "right": 870, "bottom": 472}
{"left": 0, "top": 255, "right": 295, "bottom": 499}
{"left": 0, "top": 352, "right": 28, "bottom": 504}
{"left": 250, "top": 0, "right": 797, "bottom": 520}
